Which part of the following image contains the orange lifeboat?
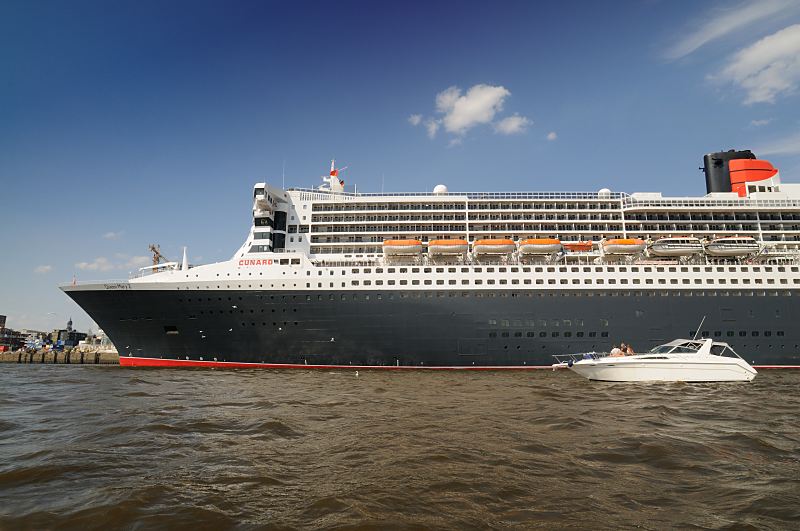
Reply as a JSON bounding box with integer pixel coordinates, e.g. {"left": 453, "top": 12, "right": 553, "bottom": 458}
{"left": 473, "top": 238, "right": 516, "bottom": 255}
{"left": 428, "top": 239, "right": 468, "bottom": 255}
{"left": 602, "top": 238, "right": 646, "bottom": 254}
{"left": 563, "top": 241, "right": 593, "bottom": 252}
{"left": 382, "top": 239, "right": 423, "bottom": 256}
{"left": 518, "top": 238, "right": 562, "bottom": 255}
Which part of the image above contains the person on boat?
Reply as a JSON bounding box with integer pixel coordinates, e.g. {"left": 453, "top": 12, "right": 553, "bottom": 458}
{"left": 626, "top": 344, "right": 635, "bottom": 355}
{"left": 610, "top": 345, "right": 624, "bottom": 357}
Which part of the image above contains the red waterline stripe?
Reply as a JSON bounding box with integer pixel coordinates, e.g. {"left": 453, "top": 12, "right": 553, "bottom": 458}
{"left": 118, "top": 356, "right": 557, "bottom": 370}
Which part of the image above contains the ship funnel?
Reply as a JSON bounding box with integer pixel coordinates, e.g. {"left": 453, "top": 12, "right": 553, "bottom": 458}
{"left": 702, "top": 149, "right": 755, "bottom": 193}
{"left": 181, "top": 247, "right": 188, "bottom": 271}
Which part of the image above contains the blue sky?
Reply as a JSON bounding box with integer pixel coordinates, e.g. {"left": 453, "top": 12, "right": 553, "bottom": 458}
{"left": 2, "top": 0, "right": 800, "bottom": 331}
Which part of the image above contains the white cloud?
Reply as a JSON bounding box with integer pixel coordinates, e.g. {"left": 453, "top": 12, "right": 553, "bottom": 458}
{"left": 438, "top": 84, "right": 511, "bottom": 135}
{"left": 494, "top": 114, "right": 531, "bottom": 135}
{"left": 754, "top": 131, "right": 800, "bottom": 155}
{"left": 76, "top": 257, "right": 114, "bottom": 271}
{"left": 103, "top": 231, "right": 123, "bottom": 240}
{"left": 718, "top": 24, "right": 800, "bottom": 104}
{"left": 664, "top": 0, "right": 797, "bottom": 60}
{"left": 435, "top": 86, "right": 462, "bottom": 113}
{"left": 75, "top": 254, "right": 153, "bottom": 272}
{"left": 123, "top": 256, "right": 151, "bottom": 269}
{"left": 425, "top": 119, "right": 440, "bottom": 139}
{"left": 448, "top": 138, "right": 463, "bottom": 147}
{"left": 546, "top": 131, "right": 558, "bottom": 141}
{"left": 34, "top": 265, "right": 52, "bottom": 274}
{"left": 412, "top": 83, "right": 531, "bottom": 142}
{"left": 750, "top": 118, "right": 772, "bottom": 126}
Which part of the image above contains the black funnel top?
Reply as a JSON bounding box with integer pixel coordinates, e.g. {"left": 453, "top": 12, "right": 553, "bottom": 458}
{"left": 702, "top": 149, "right": 756, "bottom": 193}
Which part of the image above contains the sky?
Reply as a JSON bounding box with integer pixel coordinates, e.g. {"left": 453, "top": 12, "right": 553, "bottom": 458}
{"left": 2, "top": 0, "right": 800, "bottom": 332}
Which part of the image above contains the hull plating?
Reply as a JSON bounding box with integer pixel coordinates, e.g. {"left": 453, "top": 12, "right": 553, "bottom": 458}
{"left": 64, "top": 287, "right": 800, "bottom": 368}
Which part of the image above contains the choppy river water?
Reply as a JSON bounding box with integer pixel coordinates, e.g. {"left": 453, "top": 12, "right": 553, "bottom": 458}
{"left": 1, "top": 366, "right": 798, "bottom": 529}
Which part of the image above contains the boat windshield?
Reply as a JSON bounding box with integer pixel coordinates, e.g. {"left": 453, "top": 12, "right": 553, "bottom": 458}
{"left": 671, "top": 346, "right": 699, "bottom": 353}
{"left": 649, "top": 343, "right": 702, "bottom": 354}
{"left": 710, "top": 344, "right": 742, "bottom": 358}
{"left": 649, "top": 345, "right": 674, "bottom": 353}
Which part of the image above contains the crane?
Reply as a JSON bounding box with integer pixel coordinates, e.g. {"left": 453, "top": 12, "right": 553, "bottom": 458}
{"left": 148, "top": 244, "right": 170, "bottom": 266}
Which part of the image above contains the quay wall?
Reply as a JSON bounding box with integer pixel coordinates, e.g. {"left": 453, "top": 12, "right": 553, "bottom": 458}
{"left": 0, "top": 349, "right": 119, "bottom": 365}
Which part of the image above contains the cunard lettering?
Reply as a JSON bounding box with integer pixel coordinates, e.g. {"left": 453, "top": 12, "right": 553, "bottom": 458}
{"left": 238, "top": 259, "right": 273, "bottom": 266}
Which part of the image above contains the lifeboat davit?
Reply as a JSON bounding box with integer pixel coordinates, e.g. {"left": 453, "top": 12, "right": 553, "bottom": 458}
{"left": 649, "top": 237, "right": 703, "bottom": 257}
{"left": 705, "top": 236, "right": 759, "bottom": 257}
{"left": 563, "top": 241, "right": 593, "bottom": 252}
{"left": 518, "top": 238, "right": 562, "bottom": 255}
{"left": 428, "top": 239, "right": 468, "bottom": 255}
{"left": 473, "top": 239, "right": 516, "bottom": 255}
{"left": 383, "top": 239, "right": 423, "bottom": 256}
{"left": 602, "top": 238, "right": 646, "bottom": 255}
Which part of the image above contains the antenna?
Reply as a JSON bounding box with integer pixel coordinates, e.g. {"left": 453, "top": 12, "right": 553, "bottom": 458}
{"left": 282, "top": 160, "right": 286, "bottom": 189}
{"left": 692, "top": 315, "right": 707, "bottom": 340}
{"left": 381, "top": 173, "right": 385, "bottom": 194}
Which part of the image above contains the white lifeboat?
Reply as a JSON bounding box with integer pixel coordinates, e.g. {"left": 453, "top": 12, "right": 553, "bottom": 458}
{"left": 602, "top": 238, "right": 646, "bottom": 255}
{"left": 518, "top": 238, "right": 562, "bottom": 255}
{"left": 382, "top": 239, "right": 423, "bottom": 256}
{"left": 473, "top": 239, "right": 516, "bottom": 255}
{"left": 705, "top": 236, "right": 759, "bottom": 257}
{"left": 428, "top": 239, "right": 468, "bottom": 255}
{"left": 649, "top": 237, "right": 703, "bottom": 257}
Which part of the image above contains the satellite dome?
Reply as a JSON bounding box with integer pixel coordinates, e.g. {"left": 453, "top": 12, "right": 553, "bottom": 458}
{"left": 598, "top": 188, "right": 612, "bottom": 198}
{"left": 433, "top": 184, "right": 448, "bottom": 195}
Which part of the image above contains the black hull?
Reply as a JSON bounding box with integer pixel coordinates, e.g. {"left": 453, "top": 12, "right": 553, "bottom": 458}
{"left": 64, "top": 288, "right": 800, "bottom": 367}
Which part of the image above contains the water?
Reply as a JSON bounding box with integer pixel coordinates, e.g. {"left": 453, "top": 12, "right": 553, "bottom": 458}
{"left": 1, "top": 367, "right": 798, "bottom": 530}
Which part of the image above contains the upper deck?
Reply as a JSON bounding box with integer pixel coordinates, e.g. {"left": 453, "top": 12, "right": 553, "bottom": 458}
{"left": 241, "top": 155, "right": 800, "bottom": 258}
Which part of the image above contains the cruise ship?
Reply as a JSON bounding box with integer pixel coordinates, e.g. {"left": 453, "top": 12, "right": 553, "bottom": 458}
{"left": 63, "top": 150, "right": 800, "bottom": 369}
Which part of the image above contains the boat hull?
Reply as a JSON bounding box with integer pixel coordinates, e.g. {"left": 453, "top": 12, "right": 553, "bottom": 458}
{"left": 428, "top": 244, "right": 468, "bottom": 255}
{"left": 705, "top": 245, "right": 759, "bottom": 257}
{"left": 473, "top": 245, "right": 515, "bottom": 255}
{"left": 62, "top": 284, "right": 800, "bottom": 368}
{"left": 649, "top": 245, "right": 704, "bottom": 257}
{"left": 603, "top": 244, "right": 646, "bottom": 254}
{"left": 518, "top": 244, "right": 562, "bottom": 255}
{"left": 569, "top": 359, "right": 757, "bottom": 382}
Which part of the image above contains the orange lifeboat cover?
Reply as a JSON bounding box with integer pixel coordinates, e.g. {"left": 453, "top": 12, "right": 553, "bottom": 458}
{"left": 473, "top": 239, "right": 515, "bottom": 246}
{"left": 428, "top": 239, "right": 468, "bottom": 246}
{"left": 519, "top": 238, "right": 561, "bottom": 245}
{"left": 603, "top": 238, "right": 644, "bottom": 246}
{"left": 383, "top": 239, "right": 422, "bottom": 246}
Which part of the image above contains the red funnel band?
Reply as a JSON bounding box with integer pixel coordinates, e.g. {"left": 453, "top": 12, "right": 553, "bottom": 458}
{"left": 729, "top": 159, "right": 777, "bottom": 184}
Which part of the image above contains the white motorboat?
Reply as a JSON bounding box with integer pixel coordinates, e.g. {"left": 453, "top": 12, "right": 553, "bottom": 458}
{"left": 552, "top": 338, "right": 757, "bottom": 382}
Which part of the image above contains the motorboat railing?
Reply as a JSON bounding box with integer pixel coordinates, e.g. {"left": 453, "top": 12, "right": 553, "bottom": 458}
{"left": 552, "top": 352, "right": 608, "bottom": 365}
